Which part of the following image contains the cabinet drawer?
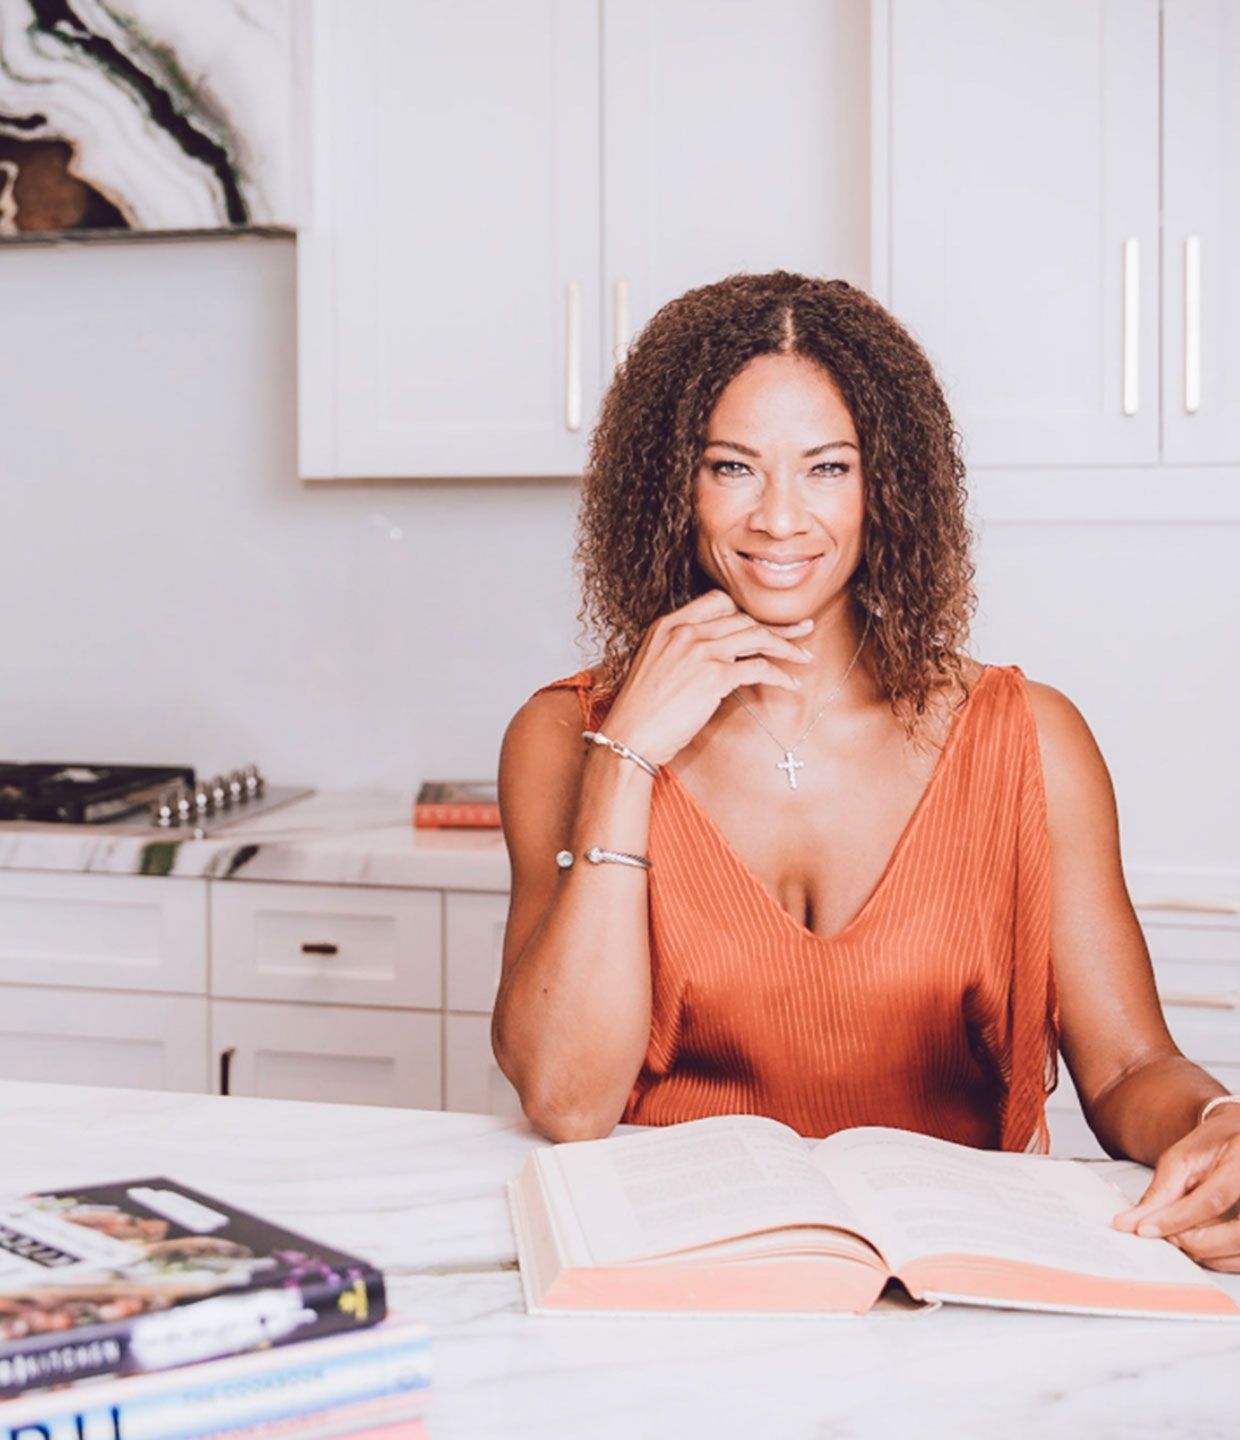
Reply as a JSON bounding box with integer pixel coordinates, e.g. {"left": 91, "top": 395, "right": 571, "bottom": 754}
{"left": 211, "top": 999, "right": 440, "bottom": 1110}
{"left": 444, "top": 891, "right": 508, "bottom": 1013}
{"left": 210, "top": 883, "right": 441, "bottom": 1008}
{"left": 1143, "top": 922, "right": 1240, "bottom": 1014}
{"left": 1046, "top": 1096, "right": 1107, "bottom": 1162}
{"left": 444, "top": 1013, "right": 522, "bottom": 1119}
{"left": 0, "top": 985, "right": 208, "bottom": 1093}
{"left": 0, "top": 871, "right": 206, "bottom": 993}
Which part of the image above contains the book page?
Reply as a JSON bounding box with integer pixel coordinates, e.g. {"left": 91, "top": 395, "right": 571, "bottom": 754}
{"left": 810, "top": 1127, "right": 1208, "bottom": 1287}
{"left": 541, "top": 1115, "right": 877, "bottom": 1267}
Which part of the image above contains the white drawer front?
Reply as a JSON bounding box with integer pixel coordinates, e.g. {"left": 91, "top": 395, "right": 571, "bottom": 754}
{"left": 1046, "top": 1098, "right": 1107, "bottom": 1161}
{"left": 210, "top": 883, "right": 441, "bottom": 1008}
{"left": 1142, "top": 920, "right": 1240, "bottom": 967}
{"left": 1141, "top": 921, "right": 1240, "bottom": 1067}
{"left": 211, "top": 999, "right": 441, "bottom": 1109}
{"left": 445, "top": 891, "right": 508, "bottom": 1013}
{"left": 1045, "top": 1072, "right": 1107, "bottom": 1160}
{"left": 443, "top": 1013, "right": 522, "bottom": 1119}
{"left": 0, "top": 985, "right": 208, "bottom": 1092}
{"left": 0, "top": 871, "right": 206, "bottom": 993}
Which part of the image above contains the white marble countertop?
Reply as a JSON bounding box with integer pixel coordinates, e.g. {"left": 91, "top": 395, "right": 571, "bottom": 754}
{"left": 0, "top": 789, "right": 510, "bottom": 891}
{"left": 5, "top": 1080, "right": 1239, "bottom": 1439}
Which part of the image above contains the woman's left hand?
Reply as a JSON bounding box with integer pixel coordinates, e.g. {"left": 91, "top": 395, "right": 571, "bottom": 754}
{"left": 1112, "top": 1105, "right": 1240, "bottom": 1272}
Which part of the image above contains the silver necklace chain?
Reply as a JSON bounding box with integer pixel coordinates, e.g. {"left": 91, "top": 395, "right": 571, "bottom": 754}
{"left": 732, "top": 611, "right": 873, "bottom": 791}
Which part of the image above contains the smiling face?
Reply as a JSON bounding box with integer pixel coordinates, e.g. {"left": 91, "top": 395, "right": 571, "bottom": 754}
{"left": 694, "top": 353, "right": 865, "bottom": 627}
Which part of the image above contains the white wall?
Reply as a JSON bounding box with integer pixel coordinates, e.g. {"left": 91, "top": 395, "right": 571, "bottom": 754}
{"left": 2, "top": 231, "right": 1236, "bottom": 878}
{"left": 0, "top": 234, "right": 584, "bottom": 790}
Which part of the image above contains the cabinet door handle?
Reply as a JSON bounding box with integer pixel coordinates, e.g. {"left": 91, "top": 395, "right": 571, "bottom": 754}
{"left": 1122, "top": 236, "right": 1139, "bottom": 416}
{"left": 565, "top": 280, "right": 582, "bottom": 432}
{"left": 301, "top": 941, "right": 340, "bottom": 956}
{"left": 219, "top": 1046, "right": 237, "bottom": 1096}
{"left": 612, "top": 278, "right": 631, "bottom": 369}
{"left": 1132, "top": 897, "right": 1240, "bottom": 915}
{"left": 1184, "top": 234, "right": 1201, "bottom": 414}
{"left": 1160, "top": 991, "right": 1240, "bottom": 1011}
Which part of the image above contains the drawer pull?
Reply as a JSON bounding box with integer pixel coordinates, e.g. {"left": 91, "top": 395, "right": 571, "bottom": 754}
{"left": 1133, "top": 897, "right": 1240, "bottom": 915}
{"left": 219, "top": 1047, "right": 236, "bottom": 1096}
{"left": 565, "top": 280, "right": 582, "bottom": 432}
{"left": 301, "top": 942, "right": 339, "bottom": 956}
{"left": 1184, "top": 233, "right": 1201, "bottom": 414}
{"left": 1121, "top": 236, "right": 1139, "bottom": 416}
{"left": 1159, "top": 990, "right": 1240, "bottom": 1011}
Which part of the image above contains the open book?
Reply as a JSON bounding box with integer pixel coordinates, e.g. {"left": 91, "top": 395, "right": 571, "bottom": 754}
{"left": 508, "top": 1116, "right": 1240, "bottom": 1320}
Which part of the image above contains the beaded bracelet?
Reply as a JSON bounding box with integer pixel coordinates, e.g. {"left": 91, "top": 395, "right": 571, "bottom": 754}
{"left": 582, "top": 729, "right": 659, "bottom": 779}
{"left": 1200, "top": 1094, "right": 1240, "bottom": 1126}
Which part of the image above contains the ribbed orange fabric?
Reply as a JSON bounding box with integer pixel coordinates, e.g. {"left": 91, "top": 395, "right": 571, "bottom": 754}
{"left": 534, "top": 663, "right": 1061, "bottom": 1152}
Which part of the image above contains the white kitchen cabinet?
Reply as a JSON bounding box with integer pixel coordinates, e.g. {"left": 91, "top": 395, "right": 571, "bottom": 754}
{"left": 211, "top": 999, "right": 441, "bottom": 1109}
{"left": 884, "top": 0, "right": 1160, "bottom": 470}
{"left": 211, "top": 881, "right": 441, "bottom": 1009}
{"left": 444, "top": 890, "right": 508, "bottom": 1013}
{"left": 444, "top": 1013, "right": 522, "bottom": 1118}
{"left": 882, "top": 0, "right": 1240, "bottom": 476}
{"left": 600, "top": 0, "right": 868, "bottom": 368}
{"left": 299, "top": 0, "right": 602, "bottom": 479}
{"left": 298, "top": 0, "right": 865, "bottom": 480}
{"left": 1047, "top": 909, "right": 1240, "bottom": 1160}
{"left": 0, "top": 986, "right": 209, "bottom": 1093}
{"left": 1161, "top": 0, "right": 1240, "bottom": 465}
{"left": 0, "top": 870, "right": 206, "bottom": 993}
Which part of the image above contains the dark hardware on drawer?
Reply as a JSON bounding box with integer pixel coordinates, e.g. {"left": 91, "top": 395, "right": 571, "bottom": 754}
{"left": 219, "top": 1046, "right": 236, "bottom": 1096}
{"left": 301, "top": 942, "right": 340, "bottom": 956}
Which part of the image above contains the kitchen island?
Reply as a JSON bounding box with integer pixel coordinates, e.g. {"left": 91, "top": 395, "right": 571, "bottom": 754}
{"left": 5, "top": 1081, "right": 1239, "bottom": 1439}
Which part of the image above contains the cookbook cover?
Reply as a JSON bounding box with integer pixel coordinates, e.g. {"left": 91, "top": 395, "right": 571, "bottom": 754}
{"left": 0, "top": 1177, "right": 386, "bottom": 1397}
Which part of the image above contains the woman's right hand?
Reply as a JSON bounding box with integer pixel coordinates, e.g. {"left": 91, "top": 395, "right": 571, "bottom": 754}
{"left": 600, "top": 589, "right": 816, "bottom": 768}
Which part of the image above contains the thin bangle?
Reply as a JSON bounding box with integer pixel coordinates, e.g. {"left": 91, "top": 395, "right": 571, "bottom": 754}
{"left": 556, "top": 846, "right": 651, "bottom": 871}
{"left": 1199, "top": 1094, "right": 1240, "bottom": 1126}
{"left": 582, "top": 730, "right": 659, "bottom": 779}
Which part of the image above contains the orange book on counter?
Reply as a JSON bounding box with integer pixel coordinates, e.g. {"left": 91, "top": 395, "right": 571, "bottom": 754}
{"left": 414, "top": 781, "right": 500, "bottom": 829}
{"left": 509, "top": 1116, "right": 1240, "bottom": 1321}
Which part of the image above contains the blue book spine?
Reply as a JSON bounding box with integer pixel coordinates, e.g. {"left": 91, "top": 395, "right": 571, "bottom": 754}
{"left": 1, "top": 1330, "right": 431, "bottom": 1440}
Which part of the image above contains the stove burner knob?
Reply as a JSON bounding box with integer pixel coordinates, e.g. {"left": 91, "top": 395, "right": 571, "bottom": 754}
{"left": 175, "top": 785, "right": 194, "bottom": 824}
{"left": 227, "top": 770, "right": 245, "bottom": 805}
{"left": 209, "top": 775, "right": 229, "bottom": 810}
{"left": 242, "top": 764, "right": 263, "bottom": 799}
{"left": 153, "top": 789, "right": 177, "bottom": 827}
{"left": 193, "top": 779, "right": 211, "bottom": 814}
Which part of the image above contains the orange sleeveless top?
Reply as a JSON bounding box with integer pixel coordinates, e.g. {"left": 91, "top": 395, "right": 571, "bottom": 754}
{"left": 535, "top": 662, "right": 1060, "bottom": 1153}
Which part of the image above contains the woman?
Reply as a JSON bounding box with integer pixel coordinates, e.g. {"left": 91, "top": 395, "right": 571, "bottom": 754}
{"left": 492, "top": 271, "right": 1240, "bottom": 1272}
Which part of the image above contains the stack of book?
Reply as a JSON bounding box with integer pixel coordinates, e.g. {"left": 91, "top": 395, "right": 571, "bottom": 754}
{"left": 413, "top": 781, "right": 499, "bottom": 829}
{"left": 0, "top": 1177, "right": 431, "bottom": 1438}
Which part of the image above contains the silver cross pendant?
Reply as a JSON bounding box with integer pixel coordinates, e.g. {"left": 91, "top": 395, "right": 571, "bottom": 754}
{"left": 777, "top": 751, "right": 804, "bottom": 791}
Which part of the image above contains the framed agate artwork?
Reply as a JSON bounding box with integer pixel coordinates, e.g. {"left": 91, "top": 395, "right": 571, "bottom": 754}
{"left": 0, "top": 0, "right": 295, "bottom": 236}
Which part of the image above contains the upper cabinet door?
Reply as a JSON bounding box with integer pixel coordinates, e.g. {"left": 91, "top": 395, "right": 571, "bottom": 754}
{"left": 299, "top": 0, "right": 601, "bottom": 479}
{"left": 1162, "top": 0, "right": 1240, "bottom": 465}
{"left": 884, "top": 0, "right": 1160, "bottom": 469}
{"left": 602, "top": 0, "right": 869, "bottom": 371}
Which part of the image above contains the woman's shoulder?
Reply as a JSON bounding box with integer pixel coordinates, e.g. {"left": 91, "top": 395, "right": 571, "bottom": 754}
{"left": 526, "top": 666, "right": 617, "bottom": 729}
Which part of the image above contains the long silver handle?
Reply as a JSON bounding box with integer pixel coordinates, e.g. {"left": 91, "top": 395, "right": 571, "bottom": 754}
{"left": 1122, "top": 236, "right": 1139, "bottom": 415}
{"left": 1159, "top": 991, "right": 1240, "bottom": 1011}
{"left": 565, "top": 280, "right": 582, "bottom": 432}
{"left": 613, "top": 278, "right": 631, "bottom": 368}
{"left": 1133, "top": 897, "right": 1240, "bottom": 915}
{"left": 1184, "top": 234, "right": 1201, "bottom": 414}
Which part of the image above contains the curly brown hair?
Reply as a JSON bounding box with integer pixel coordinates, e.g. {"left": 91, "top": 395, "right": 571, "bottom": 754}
{"left": 574, "top": 270, "right": 978, "bottom": 742}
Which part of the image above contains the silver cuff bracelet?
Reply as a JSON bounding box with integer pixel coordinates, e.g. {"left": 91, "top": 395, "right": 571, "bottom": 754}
{"left": 556, "top": 846, "right": 652, "bottom": 871}
{"left": 582, "top": 729, "right": 659, "bottom": 778}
